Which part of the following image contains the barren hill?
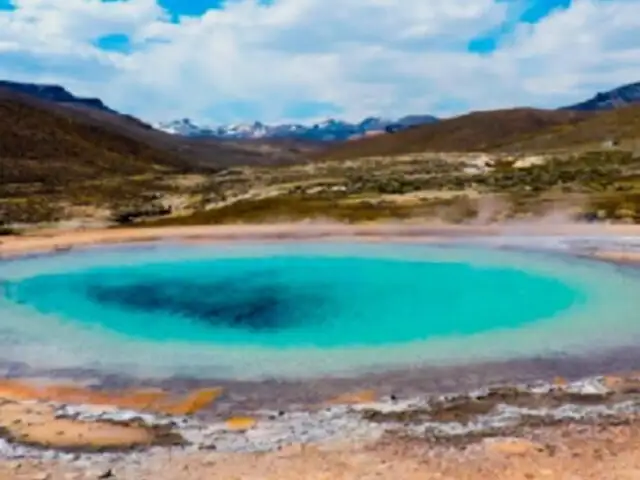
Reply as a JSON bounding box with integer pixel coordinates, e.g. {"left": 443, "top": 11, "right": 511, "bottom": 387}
{"left": 497, "top": 105, "right": 640, "bottom": 152}
{"left": 0, "top": 88, "right": 314, "bottom": 224}
{"left": 0, "top": 87, "right": 309, "bottom": 187}
{"left": 313, "top": 108, "right": 595, "bottom": 161}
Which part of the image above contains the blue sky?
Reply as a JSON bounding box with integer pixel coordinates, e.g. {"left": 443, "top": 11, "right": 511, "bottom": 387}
{"left": 97, "top": 0, "right": 573, "bottom": 55}
{"left": 158, "top": 0, "right": 225, "bottom": 17}
{"left": 0, "top": 0, "right": 638, "bottom": 125}
{"left": 468, "top": 0, "right": 571, "bottom": 53}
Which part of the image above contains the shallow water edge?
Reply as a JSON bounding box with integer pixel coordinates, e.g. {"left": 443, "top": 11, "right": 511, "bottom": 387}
{"left": 1, "top": 225, "right": 640, "bottom": 413}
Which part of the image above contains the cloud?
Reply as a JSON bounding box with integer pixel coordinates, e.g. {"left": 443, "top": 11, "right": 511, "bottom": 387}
{"left": 0, "top": 0, "right": 639, "bottom": 124}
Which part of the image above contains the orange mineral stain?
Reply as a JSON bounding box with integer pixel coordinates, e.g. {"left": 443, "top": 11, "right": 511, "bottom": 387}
{"left": 225, "top": 416, "right": 257, "bottom": 431}
{"left": 326, "top": 390, "right": 378, "bottom": 405}
{"left": 0, "top": 380, "right": 222, "bottom": 415}
{"left": 160, "top": 388, "right": 224, "bottom": 416}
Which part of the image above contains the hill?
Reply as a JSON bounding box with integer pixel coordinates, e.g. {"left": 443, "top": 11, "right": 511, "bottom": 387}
{"left": 489, "top": 105, "right": 640, "bottom": 151}
{"left": 0, "top": 86, "right": 315, "bottom": 184}
{"left": 4, "top": 78, "right": 640, "bottom": 228}
{"left": 313, "top": 108, "right": 593, "bottom": 162}
{"left": 0, "top": 92, "right": 189, "bottom": 186}
{"left": 0, "top": 80, "right": 116, "bottom": 113}
{"left": 0, "top": 86, "right": 311, "bottom": 224}
{"left": 561, "top": 81, "right": 640, "bottom": 111}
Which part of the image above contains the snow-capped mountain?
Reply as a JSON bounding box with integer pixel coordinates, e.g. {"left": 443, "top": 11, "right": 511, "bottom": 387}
{"left": 156, "top": 114, "right": 438, "bottom": 141}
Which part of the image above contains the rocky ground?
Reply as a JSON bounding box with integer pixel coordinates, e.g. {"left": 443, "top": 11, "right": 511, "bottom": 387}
{"left": 3, "top": 374, "right": 640, "bottom": 479}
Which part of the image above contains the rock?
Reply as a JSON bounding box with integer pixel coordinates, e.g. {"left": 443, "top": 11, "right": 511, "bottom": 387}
{"left": 97, "top": 469, "right": 115, "bottom": 478}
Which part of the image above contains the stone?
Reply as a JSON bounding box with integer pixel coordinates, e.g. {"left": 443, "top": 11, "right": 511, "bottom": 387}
{"left": 97, "top": 469, "right": 115, "bottom": 478}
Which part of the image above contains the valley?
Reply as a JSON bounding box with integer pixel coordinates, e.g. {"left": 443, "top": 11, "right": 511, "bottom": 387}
{"left": 2, "top": 81, "right": 640, "bottom": 230}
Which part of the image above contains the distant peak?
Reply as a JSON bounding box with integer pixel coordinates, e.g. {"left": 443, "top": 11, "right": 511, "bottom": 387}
{"left": 155, "top": 114, "right": 439, "bottom": 141}
{"left": 0, "top": 79, "right": 114, "bottom": 113}
{"left": 560, "top": 80, "right": 640, "bottom": 111}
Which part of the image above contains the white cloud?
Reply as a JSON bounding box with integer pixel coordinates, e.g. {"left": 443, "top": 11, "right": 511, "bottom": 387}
{"left": 1, "top": 0, "right": 640, "bottom": 124}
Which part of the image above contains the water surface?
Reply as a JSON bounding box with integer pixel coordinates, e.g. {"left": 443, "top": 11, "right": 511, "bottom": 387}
{"left": 0, "top": 242, "right": 638, "bottom": 379}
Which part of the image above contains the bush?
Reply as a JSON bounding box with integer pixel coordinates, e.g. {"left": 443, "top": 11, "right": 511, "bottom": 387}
{"left": 0, "top": 225, "right": 19, "bottom": 236}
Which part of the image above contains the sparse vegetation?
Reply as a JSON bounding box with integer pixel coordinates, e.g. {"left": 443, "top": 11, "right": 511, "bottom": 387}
{"left": 314, "top": 106, "right": 640, "bottom": 162}
{"left": 0, "top": 225, "right": 19, "bottom": 236}
{"left": 3, "top": 89, "right": 640, "bottom": 227}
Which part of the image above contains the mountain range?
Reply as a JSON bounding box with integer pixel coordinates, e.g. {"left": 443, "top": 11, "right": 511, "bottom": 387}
{"left": 155, "top": 115, "right": 439, "bottom": 141}
{"left": 3, "top": 75, "right": 640, "bottom": 225}
{"left": 156, "top": 80, "right": 640, "bottom": 141}
{"left": 1, "top": 78, "right": 639, "bottom": 143}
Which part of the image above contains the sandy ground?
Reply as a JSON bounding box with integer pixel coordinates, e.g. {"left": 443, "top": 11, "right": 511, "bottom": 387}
{"left": 2, "top": 373, "right": 640, "bottom": 479}
{"left": 2, "top": 221, "right": 640, "bottom": 257}
{"left": 3, "top": 409, "right": 640, "bottom": 479}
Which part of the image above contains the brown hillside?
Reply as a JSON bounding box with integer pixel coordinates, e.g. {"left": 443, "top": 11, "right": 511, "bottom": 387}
{"left": 494, "top": 105, "right": 640, "bottom": 151}
{"left": 0, "top": 88, "right": 307, "bottom": 187}
{"left": 0, "top": 96, "right": 189, "bottom": 186}
{"left": 314, "top": 108, "right": 593, "bottom": 161}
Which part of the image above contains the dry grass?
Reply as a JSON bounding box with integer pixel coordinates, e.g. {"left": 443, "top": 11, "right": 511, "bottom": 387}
{"left": 314, "top": 108, "right": 593, "bottom": 161}
{"left": 4, "top": 88, "right": 640, "bottom": 226}
{"left": 315, "top": 106, "right": 640, "bottom": 162}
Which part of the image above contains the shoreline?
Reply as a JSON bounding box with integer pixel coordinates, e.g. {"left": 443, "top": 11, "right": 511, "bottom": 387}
{"left": 2, "top": 220, "right": 640, "bottom": 395}
{"left": 2, "top": 221, "right": 640, "bottom": 478}
{"left": 2, "top": 221, "right": 640, "bottom": 258}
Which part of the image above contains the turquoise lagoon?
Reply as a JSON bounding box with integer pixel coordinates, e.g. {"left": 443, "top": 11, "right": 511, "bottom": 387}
{"left": 0, "top": 242, "right": 638, "bottom": 379}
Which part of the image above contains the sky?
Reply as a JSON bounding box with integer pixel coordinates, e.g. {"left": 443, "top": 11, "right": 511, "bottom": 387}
{"left": 0, "top": 0, "right": 639, "bottom": 125}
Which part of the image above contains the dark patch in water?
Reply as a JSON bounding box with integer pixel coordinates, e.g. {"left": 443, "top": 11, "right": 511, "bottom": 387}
{"left": 85, "top": 278, "right": 320, "bottom": 332}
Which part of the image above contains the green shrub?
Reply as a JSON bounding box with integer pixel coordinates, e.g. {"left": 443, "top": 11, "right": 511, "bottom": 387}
{"left": 0, "top": 225, "right": 19, "bottom": 236}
